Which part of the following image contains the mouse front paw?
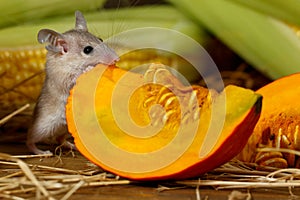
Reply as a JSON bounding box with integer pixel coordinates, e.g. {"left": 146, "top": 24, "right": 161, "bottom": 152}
{"left": 63, "top": 141, "right": 77, "bottom": 151}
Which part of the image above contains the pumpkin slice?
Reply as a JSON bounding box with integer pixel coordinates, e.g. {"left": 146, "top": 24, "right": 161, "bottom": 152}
{"left": 66, "top": 63, "right": 262, "bottom": 181}
{"left": 237, "top": 73, "right": 300, "bottom": 167}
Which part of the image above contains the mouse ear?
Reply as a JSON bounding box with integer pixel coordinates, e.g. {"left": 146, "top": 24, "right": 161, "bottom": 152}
{"left": 37, "top": 29, "right": 68, "bottom": 54}
{"left": 75, "top": 11, "right": 88, "bottom": 31}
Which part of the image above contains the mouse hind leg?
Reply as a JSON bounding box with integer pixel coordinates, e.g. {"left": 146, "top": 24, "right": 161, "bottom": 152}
{"left": 26, "top": 118, "right": 64, "bottom": 155}
{"left": 26, "top": 126, "right": 53, "bottom": 155}
{"left": 27, "top": 111, "right": 76, "bottom": 155}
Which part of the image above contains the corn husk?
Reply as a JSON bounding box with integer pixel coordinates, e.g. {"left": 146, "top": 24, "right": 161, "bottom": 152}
{"left": 0, "top": 0, "right": 105, "bottom": 28}
{"left": 168, "top": 0, "right": 300, "bottom": 79}
{"left": 228, "top": 0, "right": 300, "bottom": 26}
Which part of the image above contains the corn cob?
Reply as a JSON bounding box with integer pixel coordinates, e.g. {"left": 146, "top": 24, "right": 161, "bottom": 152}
{"left": 0, "top": 47, "right": 46, "bottom": 110}
{"left": 168, "top": 0, "right": 300, "bottom": 79}
{"left": 0, "top": 6, "right": 207, "bottom": 111}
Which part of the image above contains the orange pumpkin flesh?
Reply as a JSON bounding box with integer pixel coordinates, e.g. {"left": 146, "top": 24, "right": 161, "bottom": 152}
{"left": 237, "top": 73, "right": 300, "bottom": 164}
{"left": 66, "top": 64, "right": 262, "bottom": 181}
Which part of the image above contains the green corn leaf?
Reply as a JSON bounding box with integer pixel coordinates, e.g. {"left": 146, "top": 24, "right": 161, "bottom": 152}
{"left": 0, "top": 0, "right": 105, "bottom": 28}
{"left": 228, "top": 0, "right": 300, "bottom": 26}
{"left": 168, "top": 0, "right": 300, "bottom": 79}
{"left": 0, "top": 6, "right": 208, "bottom": 47}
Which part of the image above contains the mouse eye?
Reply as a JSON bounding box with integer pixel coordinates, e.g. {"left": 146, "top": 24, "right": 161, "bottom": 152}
{"left": 83, "top": 46, "right": 94, "bottom": 54}
{"left": 98, "top": 37, "right": 103, "bottom": 42}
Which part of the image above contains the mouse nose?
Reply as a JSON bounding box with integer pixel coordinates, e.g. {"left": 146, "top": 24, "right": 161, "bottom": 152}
{"left": 109, "top": 53, "right": 120, "bottom": 65}
{"left": 102, "top": 46, "right": 119, "bottom": 65}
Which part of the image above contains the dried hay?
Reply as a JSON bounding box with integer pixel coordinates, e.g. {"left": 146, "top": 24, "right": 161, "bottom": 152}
{"left": 177, "top": 160, "right": 300, "bottom": 190}
{"left": 3, "top": 150, "right": 300, "bottom": 200}
{"left": 0, "top": 152, "right": 131, "bottom": 200}
{"left": 0, "top": 104, "right": 30, "bottom": 126}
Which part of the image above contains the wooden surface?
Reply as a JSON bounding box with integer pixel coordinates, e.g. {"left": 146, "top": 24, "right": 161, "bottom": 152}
{"left": 0, "top": 143, "right": 299, "bottom": 200}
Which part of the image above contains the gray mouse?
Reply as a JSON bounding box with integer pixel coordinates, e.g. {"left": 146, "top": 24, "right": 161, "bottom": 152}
{"left": 27, "top": 11, "right": 119, "bottom": 155}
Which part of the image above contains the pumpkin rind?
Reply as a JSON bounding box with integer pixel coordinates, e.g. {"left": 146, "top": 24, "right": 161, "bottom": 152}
{"left": 66, "top": 63, "right": 262, "bottom": 180}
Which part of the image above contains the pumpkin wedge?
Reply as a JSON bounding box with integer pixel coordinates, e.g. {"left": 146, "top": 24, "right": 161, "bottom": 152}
{"left": 237, "top": 73, "right": 300, "bottom": 168}
{"left": 66, "top": 63, "right": 262, "bottom": 181}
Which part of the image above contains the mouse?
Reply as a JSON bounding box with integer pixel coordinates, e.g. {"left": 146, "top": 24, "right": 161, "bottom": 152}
{"left": 26, "top": 10, "right": 119, "bottom": 155}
